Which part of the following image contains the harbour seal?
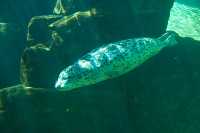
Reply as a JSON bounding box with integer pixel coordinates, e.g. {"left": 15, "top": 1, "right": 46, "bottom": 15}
{"left": 55, "top": 31, "right": 179, "bottom": 91}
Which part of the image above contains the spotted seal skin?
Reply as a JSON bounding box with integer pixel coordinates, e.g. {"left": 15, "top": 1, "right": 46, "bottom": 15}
{"left": 55, "top": 31, "right": 179, "bottom": 91}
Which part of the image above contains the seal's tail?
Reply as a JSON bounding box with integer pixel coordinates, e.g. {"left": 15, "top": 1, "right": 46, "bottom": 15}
{"left": 158, "top": 31, "right": 180, "bottom": 47}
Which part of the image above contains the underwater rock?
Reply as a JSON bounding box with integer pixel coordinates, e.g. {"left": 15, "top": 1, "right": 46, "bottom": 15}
{"left": 1, "top": 37, "right": 200, "bottom": 133}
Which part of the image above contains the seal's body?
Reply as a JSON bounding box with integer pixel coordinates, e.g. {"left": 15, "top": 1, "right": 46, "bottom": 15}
{"left": 55, "top": 31, "right": 178, "bottom": 91}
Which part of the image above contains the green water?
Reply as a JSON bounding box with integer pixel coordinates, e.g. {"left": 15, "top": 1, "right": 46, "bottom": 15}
{"left": 0, "top": 0, "right": 200, "bottom": 133}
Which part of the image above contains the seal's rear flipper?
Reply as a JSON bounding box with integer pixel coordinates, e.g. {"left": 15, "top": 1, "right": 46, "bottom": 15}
{"left": 158, "top": 31, "right": 180, "bottom": 47}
